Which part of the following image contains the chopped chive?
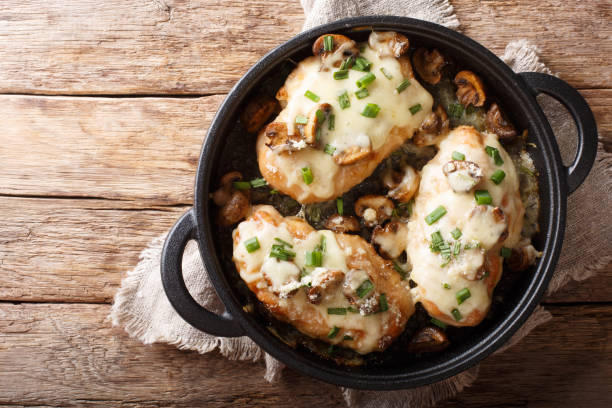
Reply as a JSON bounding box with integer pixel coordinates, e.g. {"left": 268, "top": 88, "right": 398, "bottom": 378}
{"left": 431, "top": 317, "right": 447, "bottom": 329}
{"left": 485, "top": 145, "right": 504, "bottom": 166}
{"left": 355, "top": 88, "right": 369, "bottom": 99}
{"left": 301, "top": 167, "right": 314, "bottom": 185}
{"left": 274, "top": 237, "right": 293, "bottom": 248}
{"left": 328, "top": 114, "right": 335, "bottom": 130}
{"left": 315, "top": 127, "right": 322, "bottom": 142}
{"left": 474, "top": 190, "right": 493, "bottom": 205}
{"left": 250, "top": 178, "right": 267, "bottom": 188}
{"left": 396, "top": 79, "right": 411, "bottom": 93}
{"left": 324, "top": 144, "right": 336, "bottom": 155}
{"left": 456, "top": 288, "right": 471, "bottom": 305}
{"left": 304, "top": 90, "right": 320, "bottom": 102}
{"left": 353, "top": 56, "right": 371, "bottom": 71}
{"left": 425, "top": 205, "right": 447, "bottom": 225}
{"left": 448, "top": 103, "right": 464, "bottom": 119}
{"left": 464, "top": 241, "right": 480, "bottom": 250}
{"left": 451, "top": 228, "right": 462, "bottom": 239}
{"left": 430, "top": 231, "right": 444, "bottom": 252}
{"left": 327, "top": 307, "right": 347, "bottom": 315}
{"left": 305, "top": 250, "right": 323, "bottom": 267}
{"left": 295, "top": 114, "right": 308, "bottom": 124}
{"left": 323, "top": 35, "right": 334, "bottom": 52}
{"left": 327, "top": 325, "right": 340, "bottom": 338}
{"left": 443, "top": 283, "right": 451, "bottom": 289}
{"left": 379, "top": 293, "right": 389, "bottom": 312}
{"left": 491, "top": 169, "right": 506, "bottom": 185}
{"left": 269, "top": 189, "right": 278, "bottom": 194}
{"left": 453, "top": 241, "right": 461, "bottom": 256}
{"left": 336, "top": 197, "right": 344, "bottom": 215}
{"left": 451, "top": 308, "right": 462, "bottom": 322}
{"left": 315, "top": 109, "right": 326, "bottom": 124}
{"left": 452, "top": 151, "right": 465, "bottom": 161}
{"left": 338, "top": 91, "right": 350, "bottom": 109}
{"left": 318, "top": 235, "right": 327, "bottom": 252}
{"left": 333, "top": 70, "right": 349, "bottom": 80}
{"left": 409, "top": 103, "right": 422, "bottom": 115}
{"left": 244, "top": 237, "right": 260, "bottom": 253}
{"left": 361, "top": 103, "right": 380, "bottom": 118}
{"left": 269, "top": 244, "right": 296, "bottom": 261}
{"left": 343, "top": 335, "right": 354, "bottom": 341}
{"left": 340, "top": 56, "right": 354, "bottom": 70}
{"left": 500, "top": 246, "right": 512, "bottom": 258}
{"left": 356, "top": 72, "right": 376, "bottom": 88}
{"left": 347, "top": 306, "right": 359, "bottom": 313}
{"left": 380, "top": 67, "right": 393, "bottom": 79}
{"left": 233, "top": 181, "right": 251, "bottom": 190}
{"left": 393, "top": 261, "right": 407, "bottom": 280}
{"left": 356, "top": 279, "right": 374, "bottom": 298}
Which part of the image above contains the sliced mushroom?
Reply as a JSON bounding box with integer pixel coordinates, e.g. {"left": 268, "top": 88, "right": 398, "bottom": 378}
{"left": 211, "top": 171, "right": 242, "bottom": 206}
{"left": 454, "top": 70, "right": 486, "bottom": 108}
{"left": 304, "top": 103, "right": 332, "bottom": 146}
{"left": 382, "top": 164, "right": 420, "bottom": 203}
{"left": 368, "top": 31, "right": 410, "bottom": 58}
{"left": 240, "top": 94, "right": 278, "bottom": 133}
{"left": 413, "top": 105, "right": 450, "bottom": 147}
{"left": 486, "top": 102, "right": 517, "bottom": 140}
{"left": 354, "top": 195, "right": 395, "bottom": 227}
{"left": 442, "top": 160, "right": 483, "bottom": 193}
{"left": 275, "top": 86, "right": 289, "bottom": 107}
{"left": 264, "top": 122, "right": 307, "bottom": 152}
{"left": 333, "top": 145, "right": 373, "bottom": 165}
{"left": 342, "top": 269, "right": 379, "bottom": 315}
{"left": 312, "top": 34, "right": 360, "bottom": 70}
{"left": 463, "top": 205, "right": 508, "bottom": 249}
{"left": 412, "top": 48, "right": 446, "bottom": 85}
{"left": 307, "top": 268, "right": 345, "bottom": 304}
{"left": 324, "top": 214, "right": 361, "bottom": 233}
{"left": 218, "top": 189, "right": 251, "bottom": 227}
{"left": 507, "top": 244, "right": 540, "bottom": 271}
{"left": 371, "top": 221, "right": 409, "bottom": 259}
{"left": 407, "top": 326, "right": 450, "bottom": 353}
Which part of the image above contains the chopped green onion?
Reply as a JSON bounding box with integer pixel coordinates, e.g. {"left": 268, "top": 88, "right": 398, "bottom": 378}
{"left": 324, "top": 144, "right": 336, "bottom": 155}
{"left": 353, "top": 56, "right": 371, "bottom": 71}
{"left": 464, "top": 241, "right": 480, "bottom": 250}
{"left": 491, "top": 169, "right": 506, "bottom": 185}
{"left": 347, "top": 306, "right": 359, "bottom": 313}
{"left": 269, "top": 244, "right": 296, "bottom": 261}
{"left": 343, "top": 335, "right": 354, "bottom": 341}
{"left": 269, "top": 189, "right": 278, "bottom": 194}
{"left": 451, "top": 308, "right": 462, "bottom": 322}
{"left": 315, "top": 109, "right": 326, "bottom": 124}
{"left": 456, "top": 288, "right": 471, "bottom": 305}
{"left": 393, "top": 261, "right": 407, "bottom": 280}
{"left": 430, "top": 231, "right": 444, "bottom": 252}
{"left": 380, "top": 67, "right": 393, "bottom": 79}
{"left": 338, "top": 91, "right": 350, "bottom": 109}
{"left": 295, "top": 114, "right": 308, "bottom": 124}
{"left": 327, "top": 325, "right": 340, "bottom": 338}
{"left": 356, "top": 279, "right": 374, "bottom": 298}
{"left": 448, "top": 103, "right": 464, "bottom": 119}
{"left": 474, "top": 190, "right": 493, "bottom": 205}
{"left": 500, "top": 246, "right": 512, "bottom": 258}
{"left": 379, "top": 293, "right": 389, "bottom": 312}
{"left": 323, "top": 35, "right": 334, "bottom": 52}
{"left": 451, "top": 228, "right": 462, "bottom": 239}
{"left": 336, "top": 197, "right": 344, "bottom": 215}
{"left": 244, "top": 237, "right": 260, "bottom": 253}
{"left": 453, "top": 241, "right": 461, "bottom": 256}
{"left": 452, "top": 151, "right": 465, "bottom": 161}
{"left": 340, "top": 56, "right": 354, "bottom": 70}
{"left": 250, "top": 178, "right": 267, "bottom": 188}
{"left": 356, "top": 72, "right": 376, "bottom": 88}
{"left": 315, "top": 127, "right": 322, "bottom": 142}
{"left": 443, "top": 283, "right": 451, "bottom": 289}
{"left": 409, "top": 103, "right": 422, "bottom": 115}
{"left": 355, "top": 88, "right": 369, "bottom": 99}
{"left": 485, "top": 145, "right": 504, "bottom": 166}
{"left": 328, "top": 114, "right": 335, "bottom": 130}
{"left": 274, "top": 237, "right": 293, "bottom": 248}
{"left": 301, "top": 167, "right": 314, "bottom": 185}
{"left": 431, "top": 318, "right": 447, "bottom": 329}
{"left": 304, "top": 90, "right": 320, "bottom": 102}
{"left": 305, "top": 250, "right": 323, "bottom": 267}
{"left": 425, "top": 205, "right": 447, "bottom": 225}
{"left": 233, "top": 181, "right": 251, "bottom": 190}
{"left": 361, "top": 103, "right": 380, "bottom": 118}
{"left": 333, "top": 70, "right": 349, "bottom": 80}
{"left": 327, "top": 307, "right": 347, "bottom": 315}
{"left": 396, "top": 79, "right": 411, "bottom": 93}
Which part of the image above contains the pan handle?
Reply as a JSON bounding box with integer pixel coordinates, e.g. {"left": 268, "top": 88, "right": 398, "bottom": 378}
{"left": 519, "top": 72, "right": 598, "bottom": 194}
{"left": 161, "top": 208, "right": 244, "bottom": 337}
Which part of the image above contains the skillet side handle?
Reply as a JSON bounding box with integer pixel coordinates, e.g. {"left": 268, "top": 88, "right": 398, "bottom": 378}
{"left": 519, "top": 72, "right": 598, "bottom": 194}
{"left": 161, "top": 208, "right": 244, "bottom": 337}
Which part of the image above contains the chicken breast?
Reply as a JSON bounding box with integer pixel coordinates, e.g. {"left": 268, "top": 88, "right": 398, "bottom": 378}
{"left": 257, "top": 31, "right": 434, "bottom": 203}
{"left": 407, "top": 126, "right": 524, "bottom": 327}
{"left": 233, "top": 205, "right": 414, "bottom": 354}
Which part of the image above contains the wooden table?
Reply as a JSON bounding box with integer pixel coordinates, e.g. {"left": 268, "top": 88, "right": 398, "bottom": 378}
{"left": 1, "top": 1, "right": 610, "bottom": 406}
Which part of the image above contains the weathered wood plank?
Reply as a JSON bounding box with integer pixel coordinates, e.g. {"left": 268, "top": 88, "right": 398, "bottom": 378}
{"left": 0, "top": 1, "right": 609, "bottom": 95}
{"left": 0, "top": 303, "right": 609, "bottom": 407}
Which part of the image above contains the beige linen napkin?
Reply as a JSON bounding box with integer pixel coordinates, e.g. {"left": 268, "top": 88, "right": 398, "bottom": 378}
{"left": 111, "top": 1, "right": 612, "bottom": 406}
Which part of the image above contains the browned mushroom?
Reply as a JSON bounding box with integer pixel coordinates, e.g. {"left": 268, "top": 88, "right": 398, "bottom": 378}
{"left": 307, "top": 269, "right": 345, "bottom": 304}
{"left": 368, "top": 31, "right": 410, "bottom": 58}
{"left": 407, "top": 326, "right": 450, "bottom": 353}
{"left": 324, "top": 214, "right": 361, "bottom": 233}
{"left": 333, "top": 145, "right": 373, "bottom": 165}
{"left": 412, "top": 48, "right": 446, "bottom": 85}
{"left": 354, "top": 195, "right": 395, "bottom": 227}
{"left": 218, "top": 189, "right": 251, "bottom": 227}
{"left": 397, "top": 56, "right": 415, "bottom": 79}
{"left": 371, "top": 221, "right": 409, "bottom": 259}
{"left": 454, "top": 70, "right": 486, "bottom": 107}
{"left": 507, "top": 244, "right": 540, "bottom": 271}
{"left": 486, "top": 102, "right": 517, "bottom": 140}
{"left": 413, "top": 105, "right": 450, "bottom": 147}
{"left": 442, "top": 160, "right": 483, "bottom": 193}
{"left": 262, "top": 259, "right": 301, "bottom": 298}
{"left": 240, "top": 94, "right": 278, "bottom": 133}
{"left": 264, "top": 122, "right": 308, "bottom": 152}
{"left": 312, "top": 34, "right": 360, "bottom": 70}
{"left": 304, "top": 103, "right": 333, "bottom": 145}
{"left": 342, "top": 269, "right": 380, "bottom": 315}
{"left": 211, "top": 171, "right": 242, "bottom": 206}
{"left": 382, "top": 164, "right": 420, "bottom": 203}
